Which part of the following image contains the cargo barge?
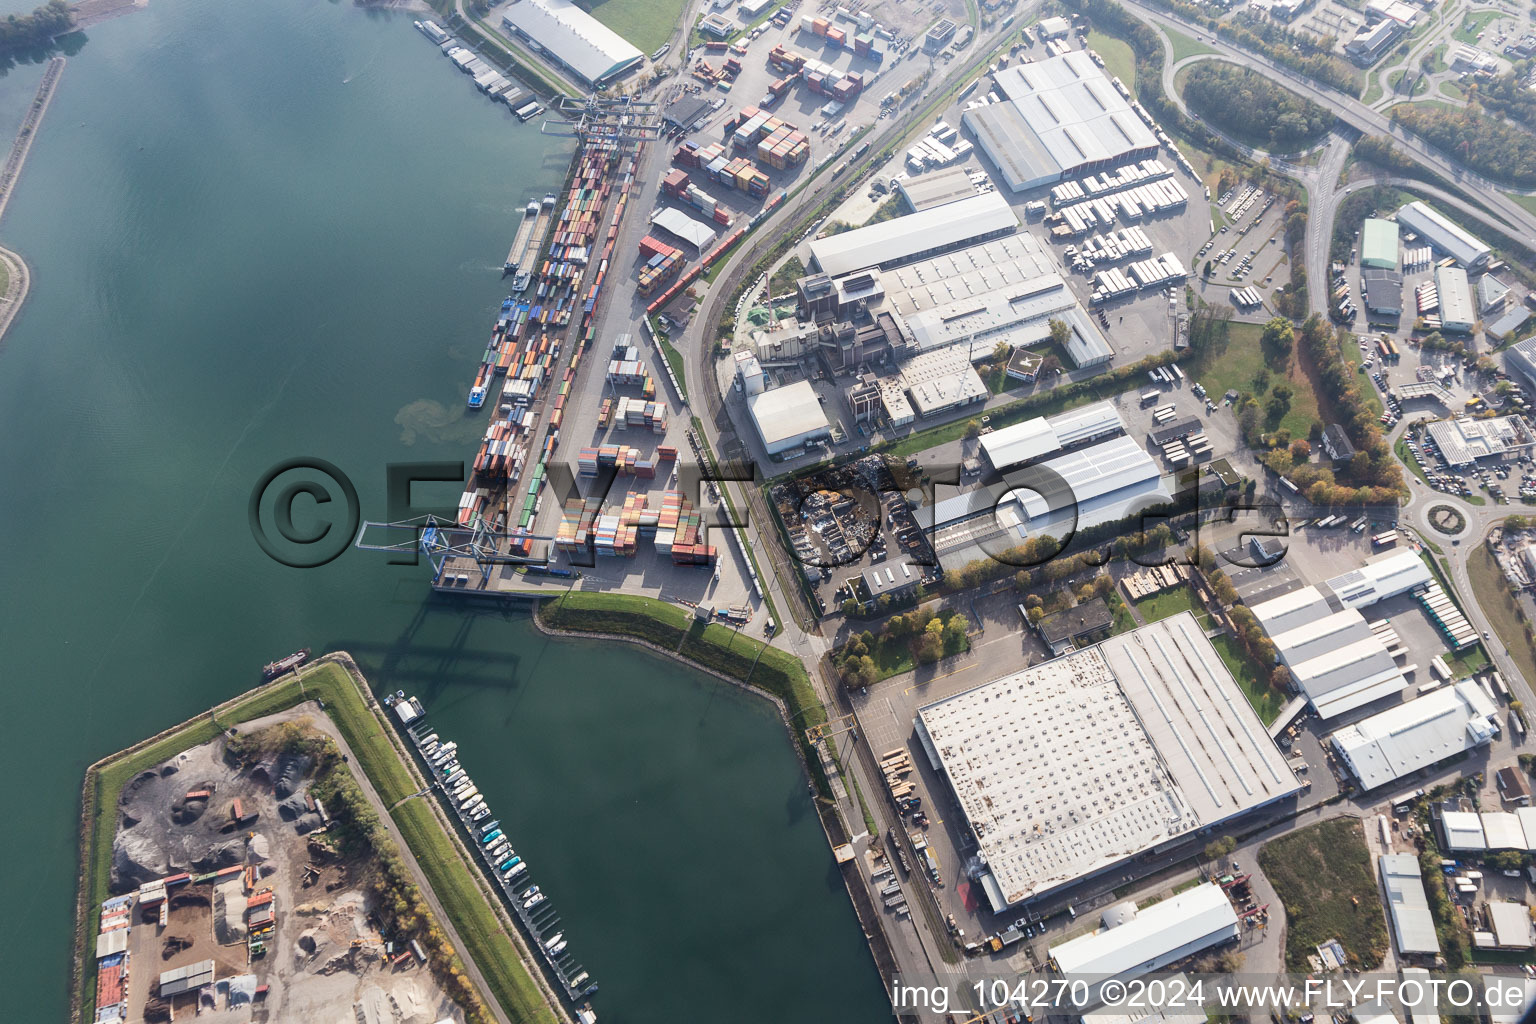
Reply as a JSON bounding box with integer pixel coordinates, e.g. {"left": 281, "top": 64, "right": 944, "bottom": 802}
{"left": 384, "top": 692, "right": 599, "bottom": 1023}
{"left": 504, "top": 193, "right": 556, "bottom": 290}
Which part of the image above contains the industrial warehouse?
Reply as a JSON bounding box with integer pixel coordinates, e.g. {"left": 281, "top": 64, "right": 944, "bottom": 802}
{"left": 914, "top": 613, "right": 1301, "bottom": 911}
{"left": 1249, "top": 550, "right": 1435, "bottom": 719}
{"left": 1048, "top": 884, "right": 1240, "bottom": 987}
{"left": 906, "top": 401, "right": 1177, "bottom": 565}
{"left": 1331, "top": 681, "right": 1501, "bottom": 791}
{"left": 1396, "top": 201, "right": 1493, "bottom": 269}
{"left": 797, "top": 230, "right": 1115, "bottom": 368}
{"left": 962, "top": 51, "right": 1159, "bottom": 192}
{"left": 500, "top": 0, "right": 644, "bottom": 87}
{"left": 806, "top": 191, "right": 1019, "bottom": 277}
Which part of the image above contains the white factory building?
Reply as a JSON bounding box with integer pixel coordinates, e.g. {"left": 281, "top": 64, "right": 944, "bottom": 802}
{"left": 1250, "top": 551, "right": 1434, "bottom": 719}
{"left": 814, "top": 231, "right": 1117, "bottom": 369}
{"left": 1380, "top": 853, "right": 1440, "bottom": 956}
{"left": 1329, "top": 681, "right": 1499, "bottom": 791}
{"left": 1425, "top": 415, "right": 1536, "bottom": 466}
{"left": 807, "top": 191, "right": 1020, "bottom": 277}
{"left": 963, "top": 51, "right": 1160, "bottom": 192}
{"left": 1439, "top": 807, "right": 1536, "bottom": 855}
{"left": 1049, "top": 884, "right": 1240, "bottom": 987}
{"left": 501, "top": 0, "right": 645, "bottom": 87}
{"left": 1323, "top": 548, "right": 1435, "bottom": 609}
{"left": 1435, "top": 265, "right": 1477, "bottom": 333}
{"left": 745, "top": 380, "right": 831, "bottom": 455}
{"left": 1396, "top": 201, "right": 1492, "bottom": 269}
{"left": 978, "top": 400, "right": 1126, "bottom": 472}
{"left": 915, "top": 613, "right": 1300, "bottom": 911}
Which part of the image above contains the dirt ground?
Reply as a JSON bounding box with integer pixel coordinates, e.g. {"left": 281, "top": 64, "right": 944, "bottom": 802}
{"left": 107, "top": 721, "right": 463, "bottom": 1024}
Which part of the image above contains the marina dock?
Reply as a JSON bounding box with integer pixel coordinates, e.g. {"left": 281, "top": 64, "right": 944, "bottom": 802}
{"left": 387, "top": 694, "right": 600, "bottom": 1019}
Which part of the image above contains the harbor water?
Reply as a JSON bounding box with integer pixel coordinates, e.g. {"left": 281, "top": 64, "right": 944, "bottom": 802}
{"left": 0, "top": 0, "right": 886, "bottom": 1019}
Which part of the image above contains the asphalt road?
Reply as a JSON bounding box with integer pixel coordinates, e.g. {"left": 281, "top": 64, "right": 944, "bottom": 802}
{"left": 1118, "top": 0, "right": 1536, "bottom": 246}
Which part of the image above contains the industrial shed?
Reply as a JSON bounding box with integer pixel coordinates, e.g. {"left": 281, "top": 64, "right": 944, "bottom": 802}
{"left": 963, "top": 51, "right": 1159, "bottom": 192}
{"left": 896, "top": 166, "right": 981, "bottom": 211}
{"left": 807, "top": 191, "right": 1019, "bottom": 277}
{"left": 1435, "top": 265, "right": 1476, "bottom": 332}
{"left": 650, "top": 207, "right": 716, "bottom": 250}
{"left": 915, "top": 613, "right": 1299, "bottom": 910}
{"left": 1323, "top": 549, "right": 1434, "bottom": 609}
{"left": 501, "top": 0, "right": 644, "bottom": 87}
{"left": 1396, "top": 201, "right": 1492, "bottom": 268}
{"left": 1049, "top": 884, "right": 1240, "bottom": 985}
{"left": 1361, "top": 218, "right": 1400, "bottom": 269}
{"left": 1425, "top": 415, "right": 1536, "bottom": 466}
{"left": 978, "top": 400, "right": 1124, "bottom": 471}
{"left": 1001, "top": 435, "right": 1171, "bottom": 532}
{"left": 1380, "top": 854, "right": 1440, "bottom": 956}
{"left": 746, "top": 381, "right": 831, "bottom": 455}
{"left": 1329, "top": 681, "right": 1499, "bottom": 790}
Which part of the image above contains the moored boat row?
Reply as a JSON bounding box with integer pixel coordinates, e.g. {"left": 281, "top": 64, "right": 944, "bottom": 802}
{"left": 384, "top": 692, "right": 598, "bottom": 1018}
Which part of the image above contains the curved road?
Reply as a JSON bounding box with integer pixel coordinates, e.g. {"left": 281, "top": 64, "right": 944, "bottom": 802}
{"left": 1119, "top": 0, "right": 1536, "bottom": 244}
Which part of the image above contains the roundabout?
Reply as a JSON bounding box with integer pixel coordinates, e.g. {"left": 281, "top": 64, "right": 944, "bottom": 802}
{"left": 1428, "top": 504, "right": 1466, "bottom": 536}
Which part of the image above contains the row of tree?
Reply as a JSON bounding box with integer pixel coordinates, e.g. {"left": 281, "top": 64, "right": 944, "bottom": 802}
{"left": 1291, "top": 314, "right": 1407, "bottom": 504}
{"left": 1181, "top": 63, "right": 1334, "bottom": 152}
{"left": 1390, "top": 101, "right": 1536, "bottom": 190}
{"left": 1127, "top": 0, "right": 1360, "bottom": 94}
{"left": 834, "top": 606, "right": 967, "bottom": 687}
{"left": 0, "top": 1, "right": 70, "bottom": 53}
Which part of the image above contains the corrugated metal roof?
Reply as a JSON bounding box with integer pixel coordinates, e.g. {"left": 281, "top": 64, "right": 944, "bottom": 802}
{"left": 968, "top": 52, "right": 1159, "bottom": 191}
{"left": 1251, "top": 585, "right": 1332, "bottom": 635}
{"left": 1050, "top": 883, "right": 1239, "bottom": 977}
{"left": 1325, "top": 549, "right": 1434, "bottom": 608}
{"left": 1360, "top": 218, "right": 1400, "bottom": 268}
{"left": 650, "top": 207, "right": 716, "bottom": 250}
{"left": 808, "top": 192, "right": 1019, "bottom": 277}
{"left": 501, "top": 0, "right": 643, "bottom": 85}
{"left": 1330, "top": 682, "right": 1498, "bottom": 790}
{"left": 1380, "top": 854, "right": 1440, "bottom": 955}
{"left": 746, "top": 381, "right": 831, "bottom": 452}
{"left": 1397, "top": 201, "right": 1491, "bottom": 267}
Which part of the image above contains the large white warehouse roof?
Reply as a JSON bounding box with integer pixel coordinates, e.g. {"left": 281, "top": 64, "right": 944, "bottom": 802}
{"left": 963, "top": 51, "right": 1160, "bottom": 192}
{"left": 1396, "top": 201, "right": 1492, "bottom": 268}
{"left": 502, "top": 0, "right": 644, "bottom": 86}
{"left": 1050, "top": 884, "right": 1240, "bottom": 980}
{"left": 1324, "top": 549, "right": 1434, "bottom": 609}
{"left": 1253, "top": 585, "right": 1410, "bottom": 719}
{"left": 746, "top": 381, "right": 831, "bottom": 455}
{"left": 808, "top": 192, "right": 1019, "bottom": 277}
{"left": 1330, "top": 681, "right": 1499, "bottom": 791}
{"left": 978, "top": 400, "right": 1124, "bottom": 471}
{"left": 915, "top": 613, "right": 1299, "bottom": 910}
{"left": 1380, "top": 854, "right": 1440, "bottom": 955}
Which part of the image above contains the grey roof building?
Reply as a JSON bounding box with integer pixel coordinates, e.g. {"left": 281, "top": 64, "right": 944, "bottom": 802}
{"left": 1380, "top": 854, "right": 1440, "bottom": 956}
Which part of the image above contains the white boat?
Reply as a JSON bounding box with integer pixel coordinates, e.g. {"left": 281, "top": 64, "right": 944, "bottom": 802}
{"left": 470, "top": 805, "right": 491, "bottom": 821}
{"left": 524, "top": 892, "right": 546, "bottom": 909}
{"left": 547, "top": 938, "right": 567, "bottom": 955}
{"left": 543, "top": 932, "right": 564, "bottom": 950}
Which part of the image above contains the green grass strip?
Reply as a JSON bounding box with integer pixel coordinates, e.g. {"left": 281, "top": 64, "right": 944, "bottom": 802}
{"left": 75, "top": 661, "right": 555, "bottom": 1024}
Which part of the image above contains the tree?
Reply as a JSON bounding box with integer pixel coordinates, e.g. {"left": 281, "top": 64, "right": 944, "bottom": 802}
{"left": 942, "top": 616, "right": 967, "bottom": 656}
{"left": 963, "top": 419, "right": 982, "bottom": 440}
{"left": 1290, "top": 438, "right": 1311, "bottom": 463}
{"left": 1204, "top": 835, "right": 1236, "bottom": 859}
{"left": 992, "top": 341, "right": 1011, "bottom": 364}
{"left": 1260, "top": 316, "right": 1295, "bottom": 362}
{"left": 1048, "top": 317, "right": 1071, "bottom": 348}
